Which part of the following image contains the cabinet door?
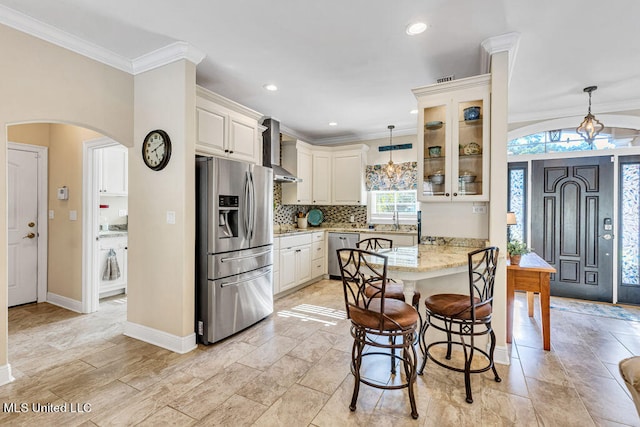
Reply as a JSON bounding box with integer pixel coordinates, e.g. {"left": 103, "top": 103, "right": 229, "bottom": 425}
{"left": 332, "top": 152, "right": 365, "bottom": 205}
{"left": 229, "top": 112, "right": 259, "bottom": 164}
{"left": 416, "top": 76, "right": 490, "bottom": 202}
{"left": 296, "top": 245, "right": 312, "bottom": 284}
{"left": 197, "top": 106, "right": 227, "bottom": 156}
{"left": 312, "top": 152, "right": 331, "bottom": 204}
{"left": 100, "top": 146, "right": 128, "bottom": 195}
{"left": 296, "top": 150, "right": 313, "bottom": 204}
{"left": 279, "top": 247, "right": 297, "bottom": 291}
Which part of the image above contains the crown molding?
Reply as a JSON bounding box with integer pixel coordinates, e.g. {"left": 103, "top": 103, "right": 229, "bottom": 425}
{"left": 480, "top": 32, "right": 520, "bottom": 84}
{"left": 196, "top": 85, "right": 263, "bottom": 120}
{"left": 132, "top": 41, "right": 205, "bottom": 75}
{"left": 0, "top": 4, "right": 205, "bottom": 75}
{"left": 412, "top": 74, "right": 491, "bottom": 98}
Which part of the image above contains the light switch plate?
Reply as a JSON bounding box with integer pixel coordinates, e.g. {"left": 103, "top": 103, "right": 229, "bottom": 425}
{"left": 49, "top": 210, "right": 54, "bottom": 219}
{"left": 166, "top": 211, "right": 176, "bottom": 224}
{"left": 472, "top": 206, "right": 487, "bottom": 214}
{"left": 69, "top": 210, "right": 77, "bottom": 221}
{"left": 119, "top": 209, "right": 127, "bottom": 217}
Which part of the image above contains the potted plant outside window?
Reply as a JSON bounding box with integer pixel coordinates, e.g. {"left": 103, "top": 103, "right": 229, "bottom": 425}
{"left": 507, "top": 240, "right": 531, "bottom": 266}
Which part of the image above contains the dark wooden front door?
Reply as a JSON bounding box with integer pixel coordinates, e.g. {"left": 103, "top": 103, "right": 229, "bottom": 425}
{"left": 532, "top": 156, "right": 614, "bottom": 302}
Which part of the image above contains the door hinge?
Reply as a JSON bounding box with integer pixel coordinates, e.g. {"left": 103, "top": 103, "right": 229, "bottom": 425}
{"left": 197, "top": 321, "right": 204, "bottom": 335}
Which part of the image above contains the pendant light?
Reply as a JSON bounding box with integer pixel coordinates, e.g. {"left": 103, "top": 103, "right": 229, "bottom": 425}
{"left": 576, "top": 86, "right": 604, "bottom": 144}
{"left": 385, "top": 125, "right": 397, "bottom": 179}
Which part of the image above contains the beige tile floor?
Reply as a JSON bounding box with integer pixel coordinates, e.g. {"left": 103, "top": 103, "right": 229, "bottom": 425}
{"left": 2, "top": 279, "right": 640, "bottom": 426}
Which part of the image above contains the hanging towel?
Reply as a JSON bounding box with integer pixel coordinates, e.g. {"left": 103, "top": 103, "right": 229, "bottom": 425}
{"left": 102, "top": 249, "right": 121, "bottom": 280}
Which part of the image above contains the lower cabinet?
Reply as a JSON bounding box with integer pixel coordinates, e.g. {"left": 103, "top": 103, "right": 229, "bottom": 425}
{"left": 98, "top": 235, "right": 127, "bottom": 297}
{"left": 311, "top": 231, "right": 325, "bottom": 279}
{"left": 274, "top": 231, "right": 326, "bottom": 296}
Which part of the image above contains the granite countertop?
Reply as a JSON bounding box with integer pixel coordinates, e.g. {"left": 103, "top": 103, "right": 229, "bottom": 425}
{"left": 376, "top": 245, "right": 473, "bottom": 273}
{"left": 273, "top": 227, "right": 417, "bottom": 237}
{"left": 99, "top": 230, "right": 128, "bottom": 238}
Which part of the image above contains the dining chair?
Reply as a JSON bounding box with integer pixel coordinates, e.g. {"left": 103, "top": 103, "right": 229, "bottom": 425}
{"left": 337, "top": 248, "right": 419, "bottom": 419}
{"left": 417, "top": 246, "right": 501, "bottom": 403}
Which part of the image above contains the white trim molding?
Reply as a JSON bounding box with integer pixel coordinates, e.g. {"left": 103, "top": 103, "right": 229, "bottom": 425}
{"left": 493, "top": 345, "right": 510, "bottom": 366}
{"left": 480, "top": 32, "right": 521, "bottom": 85}
{"left": 0, "top": 4, "right": 205, "bottom": 75}
{"left": 132, "top": 41, "right": 206, "bottom": 75}
{"left": 0, "top": 364, "right": 15, "bottom": 387}
{"left": 47, "top": 292, "right": 83, "bottom": 313}
{"left": 124, "top": 321, "right": 197, "bottom": 354}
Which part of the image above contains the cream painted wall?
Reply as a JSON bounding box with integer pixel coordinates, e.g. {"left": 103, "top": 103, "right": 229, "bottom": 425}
{"left": 0, "top": 23, "right": 133, "bottom": 369}
{"left": 48, "top": 124, "right": 102, "bottom": 300}
{"left": 7, "top": 123, "right": 50, "bottom": 147}
{"left": 8, "top": 124, "right": 108, "bottom": 302}
{"left": 128, "top": 60, "right": 196, "bottom": 339}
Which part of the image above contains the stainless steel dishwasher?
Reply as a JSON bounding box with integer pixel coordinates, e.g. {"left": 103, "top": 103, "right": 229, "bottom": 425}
{"left": 328, "top": 232, "right": 360, "bottom": 279}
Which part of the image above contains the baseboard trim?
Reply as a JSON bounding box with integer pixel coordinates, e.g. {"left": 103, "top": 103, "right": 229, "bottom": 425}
{"left": 0, "top": 364, "right": 15, "bottom": 387}
{"left": 47, "top": 292, "right": 82, "bottom": 313}
{"left": 494, "top": 345, "right": 511, "bottom": 365}
{"left": 124, "top": 321, "right": 197, "bottom": 354}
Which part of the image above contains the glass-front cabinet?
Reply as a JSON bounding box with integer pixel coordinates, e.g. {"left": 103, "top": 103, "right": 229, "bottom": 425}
{"left": 413, "top": 75, "right": 491, "bottom": 202}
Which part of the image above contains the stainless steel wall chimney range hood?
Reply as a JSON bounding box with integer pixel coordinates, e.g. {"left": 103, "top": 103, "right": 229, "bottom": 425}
{"left": 262, "top": 118, "right": 302, "bottom": 182}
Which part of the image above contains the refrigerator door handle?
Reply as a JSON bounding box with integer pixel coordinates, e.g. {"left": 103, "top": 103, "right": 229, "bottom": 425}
{"left": 220, "top": 249, "right": 272, "bottom": 262}
{"left": 220, "top": 269, "right": 270, "bottom": 287}
{"left": 243, "top": 171, "right": 251, "bottom": 237}
{"left": 248, "top": 171, "right": 255, "bottom": 241}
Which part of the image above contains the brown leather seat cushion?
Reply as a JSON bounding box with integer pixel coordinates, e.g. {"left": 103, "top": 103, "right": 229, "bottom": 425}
{"left": 350, "top": 299, "right": 419, "bottom": 331}
{"left": 365, "top": 282, "right": 421, "bottom": 307}
{"left": 424, "top": 293, "right": 491, "bottom": 320}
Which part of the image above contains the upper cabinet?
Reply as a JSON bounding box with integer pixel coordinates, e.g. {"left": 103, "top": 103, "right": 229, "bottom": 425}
{"left": 98, "top": 145, "right": 128, "bottom": 196}
{"left": 413, "top": 75, "right": 491, "bottom": 202}
{"left": 196, "top": 86, "right": 263, "bottom": 164}
{"left": 332, "top": 148, "right": 367, "bottom": 205}
{"left": 281, "top": 140, "right": 368, "bottom": 206}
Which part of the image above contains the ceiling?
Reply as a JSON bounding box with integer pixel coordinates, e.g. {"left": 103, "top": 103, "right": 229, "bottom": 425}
{"left": 1, "top": 0, "right": 639, "bottom": 144}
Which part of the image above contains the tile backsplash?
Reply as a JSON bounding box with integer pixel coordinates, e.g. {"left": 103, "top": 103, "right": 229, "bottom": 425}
{"left": 273, "top": 182, "right": 367, "bottom": 225}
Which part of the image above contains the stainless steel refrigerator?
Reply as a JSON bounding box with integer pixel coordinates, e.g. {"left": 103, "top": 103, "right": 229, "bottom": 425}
{"left": 195, "top": 156, "right": 273, "bottom": 345}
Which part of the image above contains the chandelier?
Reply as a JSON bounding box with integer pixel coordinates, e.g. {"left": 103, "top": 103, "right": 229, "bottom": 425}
{"left": 384, "top": 125, "right": 397, "bottom": 179}
{"left": 576, "top": 86, "right": 604, "bottom": 144}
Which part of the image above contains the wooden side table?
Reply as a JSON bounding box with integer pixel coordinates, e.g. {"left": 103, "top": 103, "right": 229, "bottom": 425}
{"left": 506, "top": 252, "right": 556, "bottom": 351}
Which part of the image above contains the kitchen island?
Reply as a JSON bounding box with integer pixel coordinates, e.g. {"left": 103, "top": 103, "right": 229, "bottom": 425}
{"left": 368, "top": 244, "right": 484, "bottom": 303}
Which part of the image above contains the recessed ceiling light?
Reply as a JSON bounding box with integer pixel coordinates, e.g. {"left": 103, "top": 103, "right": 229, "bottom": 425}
{"left": 410, "top": 109, "right": 418, "bottom": 115}
{"left": 406, "top": 22, "right": 427, "bottom": 35}
{"left": 263, "top": 84, "right": 278, "bottom": 91}
{"left": 329, "top": 122, "right": 338, "bottom": 126}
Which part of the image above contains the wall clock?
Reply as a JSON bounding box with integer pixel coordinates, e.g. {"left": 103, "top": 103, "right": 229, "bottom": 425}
{"left": 142, "top": 129, "right": 172, "bottom": 171}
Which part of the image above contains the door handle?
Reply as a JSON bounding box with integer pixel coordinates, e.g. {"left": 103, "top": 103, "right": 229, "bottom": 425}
{"left": 599, "top": 233, "right": 613, "bottom": 240}
{"left": 23, "top": 232, "right": 36, "bottom": 239}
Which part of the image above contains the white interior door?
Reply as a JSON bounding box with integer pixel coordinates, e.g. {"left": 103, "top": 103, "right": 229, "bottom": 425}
{"left": 8, "top": 149, "right": 39, "bottom": 307}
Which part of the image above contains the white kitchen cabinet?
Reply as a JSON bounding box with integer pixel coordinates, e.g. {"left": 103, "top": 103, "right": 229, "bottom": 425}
{"left": 282, "top": 140, "right": 368, "bottom": 206}
{"left": 311, "top": 231, "right": 326, "bottom": 278}
{"left": 413, "top": 74, "right": 491, "bottom": 202}
{"left": 196, "top": 86, "right": 262, "bottom": 164}
{"left": 98, "top": 145, "right": 128, "bottom": 196}
{"left": 278, "top": 233, "right": 312, "bottom": 293}
{"left": 98, "top": 235, "right": 127, "bottom": 296}
{"left": 312, "top": 152, "right": 332, "bottom": 204}
{"left": 332, "top": 148, "right": 367, "bottom": 205}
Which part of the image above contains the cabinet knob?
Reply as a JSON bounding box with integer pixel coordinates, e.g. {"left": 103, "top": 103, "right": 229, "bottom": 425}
{"left": 453, "top": 192, "right": 458, "bottom": 197}
{"left": 445, "top": 193, "right": 450, "bottom": 197}
{"left": 229, "top": 151, "right": 234, "bottom": 154}
{"left": 224, "top": 149, "right": 229, "bottom": 153}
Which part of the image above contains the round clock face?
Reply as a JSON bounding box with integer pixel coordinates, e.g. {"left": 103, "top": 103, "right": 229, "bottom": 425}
{"left": 142, "top": 130, "right": 172, "bottom": 171}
